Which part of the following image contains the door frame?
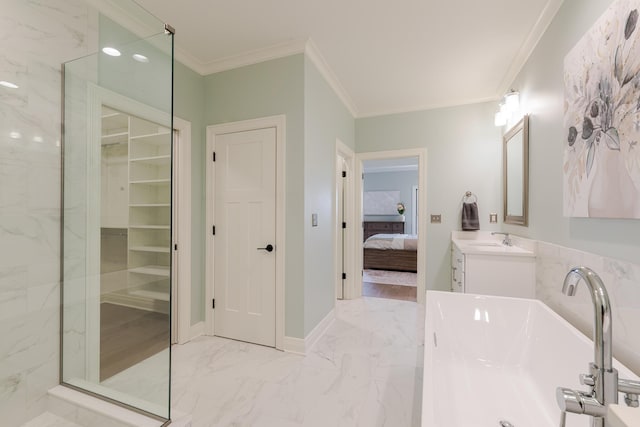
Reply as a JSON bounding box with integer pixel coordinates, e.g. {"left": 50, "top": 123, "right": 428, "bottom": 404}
{"left": 354, "top": 148, "right": 428, "bottom": 304}
{"left": 205, "top": 115, "right": 286, "bottom": 350}
{"left": 411, "top": 184, "right": 419, "bottom": 235}
{"left": 172, "top": 117, "right": 192, "bottom": 345}
{"left": 334, "top": 139, "right": 355, "bottom": 300}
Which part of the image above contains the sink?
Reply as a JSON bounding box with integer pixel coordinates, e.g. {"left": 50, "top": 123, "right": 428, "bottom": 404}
{"left": 452, "top": 235, "right": 535, "bottom": 257}
{"left": 466, "top": 242, "right": 502, "bottom": 247}
{"left": 459, "top": 241, "right": 532, "bottom": 255}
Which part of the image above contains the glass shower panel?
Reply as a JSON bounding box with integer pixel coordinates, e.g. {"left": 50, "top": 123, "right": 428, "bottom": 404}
{"left": 62, "top": 13, "right": 173, "bottom": 422}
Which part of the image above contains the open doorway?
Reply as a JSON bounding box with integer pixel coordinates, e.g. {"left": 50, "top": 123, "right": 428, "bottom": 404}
{"left": 354, "top": 149, "right": 427, "bottom": 304}
{"left": 361, "top": 157, "right": 418, "bottom": 301}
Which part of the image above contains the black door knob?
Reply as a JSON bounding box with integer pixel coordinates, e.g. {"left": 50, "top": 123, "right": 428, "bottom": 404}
{"left": 257, "top": 244, "right": 274, "bottom": 252}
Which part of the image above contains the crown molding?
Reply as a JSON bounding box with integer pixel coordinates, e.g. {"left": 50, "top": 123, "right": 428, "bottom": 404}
{"left": 186, "top": 37, "right": 359, "bottom": 118}
{"left": 497, "top": 0, "right": 565, "bottom": 94}
{"left": 173, "top": 46, "right": 210, "bottom": 75}
{"left": 358, "top": 94, "right": 500, "bottom": 119}
{"left": 195, "top": 39, "right": 308, "bottom": 75}
{"left": 304, "top": 39, "right": 359, "bottom": 118}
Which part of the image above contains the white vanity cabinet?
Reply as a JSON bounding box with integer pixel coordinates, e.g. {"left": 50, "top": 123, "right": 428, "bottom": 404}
{"left": 451, "top": 238, "right": 536, "bottom": 298}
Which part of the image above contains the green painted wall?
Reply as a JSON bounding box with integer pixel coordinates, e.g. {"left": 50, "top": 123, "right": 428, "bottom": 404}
{"left": 98, "top": 15, "right": 172, "bottom": 113}
{"left": 303, "top": 56, "right": 355, "bottom": 335}
{"left": 204, "top": 55, "right": 306, "bottom": 338}
{"left": 503, "top": 0, "right": 640, "bottom": 265}
{"left": 356, "top": 103, "right": 503, "bottom": 291}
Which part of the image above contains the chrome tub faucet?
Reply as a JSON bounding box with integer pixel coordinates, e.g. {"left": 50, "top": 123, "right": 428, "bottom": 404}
{"left": 556, "top": 267, "right": 640, "bottom": 427}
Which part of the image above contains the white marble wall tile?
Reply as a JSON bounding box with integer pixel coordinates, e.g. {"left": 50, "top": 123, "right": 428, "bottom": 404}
{"left": 0, "top": 371, "right": 28, "bottom": 427}
{"left": 536, "top": 241, "right": 640, "bottom": 375}
{"left": 0, "top": 0, "right": 97, "bottom": 425}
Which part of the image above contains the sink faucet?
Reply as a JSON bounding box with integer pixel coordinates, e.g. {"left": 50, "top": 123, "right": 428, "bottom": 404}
{"left": 556, "top": 267, "right": 640, "bottom": 427}
{"left": 490, "top": 231, "right": 512, "bottom": 246}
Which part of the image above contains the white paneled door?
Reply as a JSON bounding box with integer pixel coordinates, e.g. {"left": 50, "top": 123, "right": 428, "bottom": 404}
{"left": 214, "top": 127, "right": 277, "bottom": 347}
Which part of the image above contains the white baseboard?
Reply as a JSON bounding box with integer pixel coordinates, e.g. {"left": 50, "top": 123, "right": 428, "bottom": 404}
{"left": 304, "top": 308, "right": 335, "bottom": 352}
{"left": 190, "top": 321, "right": 205, "bottom": 340}
{"left": 283, "top": 308, "right": 335, "bottom": 355}
{"left": 282, "top": 336, "right": 305, "bottom": 355}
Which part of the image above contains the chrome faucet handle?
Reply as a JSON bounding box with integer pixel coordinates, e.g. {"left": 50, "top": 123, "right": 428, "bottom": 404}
{"left": 624, "top": 393, "right": 639, "bottom": 407}
{"left": 559, "top": 410, "right": 566, "bottom": 427}
{"left": 556, "top": 387, "right": 607, "bottom": 418}
{"left": 580, "top": 373, "right": 596, "bottom": 393}
{"left": 580, "top": 373, "right": 595, "bottom": 386}
{"left": 618, "top": 378, "right": 640, "bottom": 407}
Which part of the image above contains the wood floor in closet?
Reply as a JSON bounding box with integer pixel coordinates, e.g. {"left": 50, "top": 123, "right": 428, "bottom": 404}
{"left": 100, "top": 303, "right": 169, "bottom": 381}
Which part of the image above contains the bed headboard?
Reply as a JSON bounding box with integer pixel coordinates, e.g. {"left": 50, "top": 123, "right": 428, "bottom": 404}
{"left": 363, "top": 221, "right": 404, "bottom": 241}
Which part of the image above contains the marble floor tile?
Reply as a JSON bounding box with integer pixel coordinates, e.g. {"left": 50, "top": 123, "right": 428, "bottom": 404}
{"left": 19, "top": 412, "right": 81, "bottom": 427}
{"left": 171, "top": 297, "right": 425, "bottom": 427}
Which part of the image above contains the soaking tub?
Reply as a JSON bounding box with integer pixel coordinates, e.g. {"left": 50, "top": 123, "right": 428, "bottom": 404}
{"left": 422, "top": 291, "right": 639, "bottom": 427}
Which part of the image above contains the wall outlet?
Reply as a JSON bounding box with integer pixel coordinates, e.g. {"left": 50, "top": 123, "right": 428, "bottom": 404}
{"left": 430, "top": 214, "right": 442, "bottom": 224}
{"left": 489, "top": 213, "right": 498, "bottom": 223}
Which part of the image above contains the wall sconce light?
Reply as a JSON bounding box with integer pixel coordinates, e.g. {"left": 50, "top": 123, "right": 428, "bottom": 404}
{"left": 494, "top": 110, "right": 507, "bottom": 126}
{"left": 494, "top": 89, "right": 520, "bottom": 127}
{"left": 504, "top": 90, "right": 520, "bottom": 112}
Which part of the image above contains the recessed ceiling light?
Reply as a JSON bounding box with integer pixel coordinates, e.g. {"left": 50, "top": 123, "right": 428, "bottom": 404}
{"left": 33, "top": 136, "right": 44, "bottom": 143}
{"left": 132, "top": 54, "right": 149, "bottom": 63}
{"left": 0, "top": 80, "right": 19, "bottom": 89}
{"left": 102, "top": 47, "right": 121, "bottom": 57}
{"left": 9, "top": 131, "right": 22, "bottom": 139}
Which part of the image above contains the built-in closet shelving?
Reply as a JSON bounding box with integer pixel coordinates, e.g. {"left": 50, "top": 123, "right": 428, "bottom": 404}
{"left": 100, "top": 105, "right": 171, "bottom": 313}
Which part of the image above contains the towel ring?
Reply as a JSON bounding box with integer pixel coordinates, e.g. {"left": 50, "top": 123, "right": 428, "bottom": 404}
{"left": 462, "top": 191, "right": 477, "bottom": 203}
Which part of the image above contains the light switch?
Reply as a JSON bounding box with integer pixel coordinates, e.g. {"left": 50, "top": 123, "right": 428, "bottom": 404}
{"left": 490, "top": 213, "right": 498, "bottom": 223}
{"left": 430, "top": 214, "right": 442, "bottom": 224}
{"left": 312, "top": 213, "right": 318, "bottom": 227}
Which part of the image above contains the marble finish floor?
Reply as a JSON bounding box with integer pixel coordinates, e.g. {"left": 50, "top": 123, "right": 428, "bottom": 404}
{"left": 172, "top": 297, "right": 425, "bottom": 427}
{"left": 20, "top": 412, "right": 81, "bottom": 427}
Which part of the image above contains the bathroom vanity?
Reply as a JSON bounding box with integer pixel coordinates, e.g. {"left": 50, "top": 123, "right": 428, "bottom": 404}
{"left": 451, "top": 231, "right": 535, "bottom": 298}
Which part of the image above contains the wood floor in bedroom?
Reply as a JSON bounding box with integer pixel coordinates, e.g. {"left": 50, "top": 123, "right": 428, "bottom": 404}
{"left": 362, "top": 281, "right": 417, "bottom": 301}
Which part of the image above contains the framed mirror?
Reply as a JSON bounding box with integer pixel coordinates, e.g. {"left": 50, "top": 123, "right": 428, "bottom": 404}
{"left": 503, "top": 115, "right": 529, "bottom": 226}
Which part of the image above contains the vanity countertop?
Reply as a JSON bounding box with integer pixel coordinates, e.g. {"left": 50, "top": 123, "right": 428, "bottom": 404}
{"left": 452, "top": 231, "right": 535, "bottom": 258}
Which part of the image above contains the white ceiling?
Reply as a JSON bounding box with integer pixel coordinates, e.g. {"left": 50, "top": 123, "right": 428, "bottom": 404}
{"left": 133, "top": 0, "right": 564, "bottom": 118}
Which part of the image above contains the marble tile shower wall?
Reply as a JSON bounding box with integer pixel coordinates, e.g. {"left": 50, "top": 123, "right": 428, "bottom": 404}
{"left": 536, "top": 241, "right": 640, "bottom": 375}
{"left": 0, "top": 2, "right": 97, "bottom": 425}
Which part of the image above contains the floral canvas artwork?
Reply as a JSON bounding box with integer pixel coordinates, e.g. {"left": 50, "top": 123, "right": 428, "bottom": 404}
{"left": 564, "top": 0, "right": 640, "bottom": 218}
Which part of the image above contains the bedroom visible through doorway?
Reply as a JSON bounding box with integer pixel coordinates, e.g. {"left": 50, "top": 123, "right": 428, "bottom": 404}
{"left": 361, "top": 156, "right": 419, "bottom": 302}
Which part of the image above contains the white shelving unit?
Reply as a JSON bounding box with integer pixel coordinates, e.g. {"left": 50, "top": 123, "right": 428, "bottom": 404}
{"left": 100, "top": 105, "right": 172, "bottom": 314}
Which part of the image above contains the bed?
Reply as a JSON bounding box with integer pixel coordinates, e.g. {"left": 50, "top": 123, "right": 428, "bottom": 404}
{"left": 363, "top": 233, "right": 418, "bottom": 272}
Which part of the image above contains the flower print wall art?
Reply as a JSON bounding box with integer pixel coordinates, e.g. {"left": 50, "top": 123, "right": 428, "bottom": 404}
{"left": 564, "top": 0, "right": 640, "bottom": 218}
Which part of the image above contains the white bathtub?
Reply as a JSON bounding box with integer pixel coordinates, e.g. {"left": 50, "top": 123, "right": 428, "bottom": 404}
{"left": 422, "top": 291, "right": 639, "bottom": 427}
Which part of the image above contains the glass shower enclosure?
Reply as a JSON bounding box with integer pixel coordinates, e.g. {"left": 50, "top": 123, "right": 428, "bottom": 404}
{"left": 61, "top": 2, "right": 173, "bottom": 422}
